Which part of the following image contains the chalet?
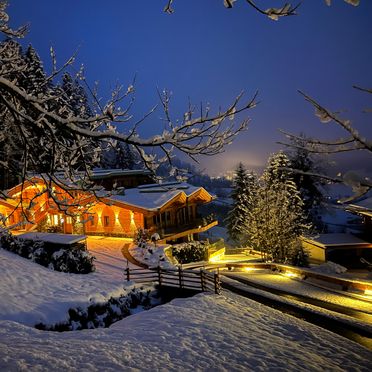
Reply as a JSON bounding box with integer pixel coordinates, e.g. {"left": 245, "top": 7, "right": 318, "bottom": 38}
{"left": 0, "top": 170, "right": 217, "bottom": 243}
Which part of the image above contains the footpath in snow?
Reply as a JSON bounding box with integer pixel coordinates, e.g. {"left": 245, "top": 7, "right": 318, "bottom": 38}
{"left": 224, "top": 269, "right": 372, "bottom": 315}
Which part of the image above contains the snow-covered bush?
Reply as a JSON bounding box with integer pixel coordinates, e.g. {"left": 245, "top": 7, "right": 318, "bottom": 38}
{"left": 49, "top": 248, "right": 95, "bottom": 274}
{"left": 35, "top": 287, "right": 156, "bottom": 331}
{"left": 134, "top": 228, "right": 150, "bottom": 249}
{"left": 0, "top": 229, "right": 95, "bottom": 274}
{"left": 172, "top": 241, "right": 208, "bottom": 264}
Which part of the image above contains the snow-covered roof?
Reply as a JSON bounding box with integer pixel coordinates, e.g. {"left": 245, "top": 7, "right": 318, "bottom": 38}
{"left": 17, "top": 232, "right": 86, "bottom": 245}
{"left": 346, "top": 197, "right": 372, "bottom": 218}
{"left": 110, "top": 182, "right": 212, "bottom": 211}
{"left": 90, "top": 169, "right": 152, "bottom": 179}
{"left": 303, "top": 233, "right": 372, "bottom": 248}
{"left": 349, "top": 196, "right": 372, "bottom": 211}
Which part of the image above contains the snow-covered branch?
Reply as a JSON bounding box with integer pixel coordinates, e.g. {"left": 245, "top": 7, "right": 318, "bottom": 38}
{"left": 0, "top": 3, "right": 257, "bottom": 214}
{"left": 279, "top": 87, "right": 371, "bottom": 200}
{"left": 164, "top": 0, "right": 359, "bottom": 20}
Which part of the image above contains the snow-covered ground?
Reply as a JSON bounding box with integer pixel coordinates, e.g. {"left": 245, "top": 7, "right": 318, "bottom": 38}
{"left": 1, "top": 236, "right": 372, "bottom": 370}
{"left": 0, "top": 236, "right": 136, "bottom": 326}
{"left": 1, "top": 292, "right": 371, "bottom": 371}
{"left": 224, "top": 270, "right": 372, "bottom": 316}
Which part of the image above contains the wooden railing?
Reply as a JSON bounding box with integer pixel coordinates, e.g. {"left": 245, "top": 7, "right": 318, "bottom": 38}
{"left": 125, "top": 266, "right": 221, "bottom": 294}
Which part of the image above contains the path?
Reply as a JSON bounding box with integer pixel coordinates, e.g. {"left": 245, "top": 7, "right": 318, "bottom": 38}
{"left": 121, "top": 243, "right": 148, "bottom": 269}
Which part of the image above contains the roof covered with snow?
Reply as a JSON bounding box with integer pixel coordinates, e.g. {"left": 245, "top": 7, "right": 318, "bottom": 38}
{"left": 109, "top": 182, "right": 212, "bottom": 211}
{"left": 17, "top": 232, "right": 86, "bottom": 245}
{"left": 303, "top": 233, "right": 372, "bottom": 248}
{"left": 89, "top": 168, "right": 152, "bottom": 179}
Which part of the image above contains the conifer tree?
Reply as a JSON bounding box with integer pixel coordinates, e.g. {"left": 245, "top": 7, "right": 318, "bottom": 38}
{"left": 100, "top": 142, "right": 138, "bottom": 170}
{"left": 285, "top": 136, "right": 326, "bottom": 230}
{"left": 226, "top": 163, "right": 257, "bottom": 246}
{"left": 247, "top": 152, "right": 309, "bottom": 265}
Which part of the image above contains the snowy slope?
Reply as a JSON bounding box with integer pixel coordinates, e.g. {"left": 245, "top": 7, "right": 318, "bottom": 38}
{"left": 0, "top": 292, "right": 371, "bottom": 371}
{"left": 0, "top": 237, "right": 135, "bottom": 325}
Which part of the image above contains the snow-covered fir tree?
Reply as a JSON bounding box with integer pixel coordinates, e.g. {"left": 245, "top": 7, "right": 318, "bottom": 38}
{"left": 247, "top": 152, "right": 309, "bottom": 265}
{"left": 226, "top": 163, "right": 257, "bottom": 246}
{"left": 285, "top": 135, "right": 326, "bottom": 231}
{"left": 100, "top": 142, "right": 138, "bottom": 170}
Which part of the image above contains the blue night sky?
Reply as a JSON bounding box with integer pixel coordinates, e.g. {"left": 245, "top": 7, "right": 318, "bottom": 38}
{"left": 7, "top": 0, "right": 372, "bottom": 176}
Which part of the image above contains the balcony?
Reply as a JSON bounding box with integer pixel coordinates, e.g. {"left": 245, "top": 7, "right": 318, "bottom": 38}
{"left": 155, "top": 213, "right": 218, "bottom": 241}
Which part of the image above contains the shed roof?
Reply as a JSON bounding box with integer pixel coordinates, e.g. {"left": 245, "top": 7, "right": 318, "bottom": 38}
{"left": 17, "top": 232, "right": 86, "bottom": 245}
{"left": 303, "top": 233, "right": 372, "bottom": 248}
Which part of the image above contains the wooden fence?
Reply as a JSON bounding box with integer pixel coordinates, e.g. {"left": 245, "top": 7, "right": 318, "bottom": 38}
{"left": 125, "top": 266, "right": 221, "bottom": 294}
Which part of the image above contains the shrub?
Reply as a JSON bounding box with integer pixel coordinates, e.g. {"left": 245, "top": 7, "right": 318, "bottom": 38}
{"left": 35, "top": 287, "right": 155, "bottom": 331}
{"left": 0, "top": 229, "right": 95, "bottom": 273}
{"left": 172, "top": 241, "right": 208, "bottom": 264}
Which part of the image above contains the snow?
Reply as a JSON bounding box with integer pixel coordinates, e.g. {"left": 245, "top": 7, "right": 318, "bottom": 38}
{"left": 17, "top": 232, "right": 86, "bottom": 245}
{"left": 1, "top": 235, "right": 372, "bottom": 370}
{"left": 0, "top": 292, "right": 371, "bottom": 371}
{"left": 0, "top": 236, "right": 136, "bottom": 326}
{"left": 110, "top": 182, "right": 207, "bottom": 211}
{"left": 224, "top": 270, "right": 372, "bottom": 315}
{"left": 130, "top": 243, "right": 176, "bottom": 269}
{"left": 311, "top": 261, "right": 347, "bottom": 274}
{"left": 303, "top": 233, "right": 372, "bottom": 247}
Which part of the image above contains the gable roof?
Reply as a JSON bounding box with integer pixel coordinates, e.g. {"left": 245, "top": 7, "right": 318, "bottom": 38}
{"left": 109, "top": 182, "right": 214, "bottom": 212}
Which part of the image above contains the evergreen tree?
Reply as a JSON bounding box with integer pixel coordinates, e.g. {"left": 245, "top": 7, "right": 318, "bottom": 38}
{"left": 61, "top": 72, "right": 92, "bottom": 119}
{"left": 285, "top": 135, "right": 326, "bottom": 231}
{"left": 247, "top": 152, "right": 309, "bottom": 265}
{"left": 100, "top": 142, "right": 138, "bottom": 170}
{"left": 226, "top": 163, "right": 257, "bottom": 246}
{"left": 22, "top": 45, "right": 49, "bottom": 96}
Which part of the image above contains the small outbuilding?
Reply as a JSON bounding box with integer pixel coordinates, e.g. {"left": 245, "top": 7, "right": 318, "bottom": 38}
{"left": 302, "top": 233, "right": 372, "bottom": 269}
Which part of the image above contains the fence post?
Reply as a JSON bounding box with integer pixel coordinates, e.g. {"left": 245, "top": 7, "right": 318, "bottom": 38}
{"left": 214, "top": 270, "right": 220, "bottom": 295}
{"left": 178, "top": 266, "right": 183, "bottom": 289}
{"left": 125, "top": 267, "right": 130, "bottom": 282}
{"left": 200, "top": 269, "right": 205, "bottom": 291}
{"left": 157, "top": 266, "right": 162, "bottom": 287}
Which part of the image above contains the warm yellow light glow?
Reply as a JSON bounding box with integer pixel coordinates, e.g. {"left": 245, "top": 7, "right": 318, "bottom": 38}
{"left": 364, "top": 289, "right": 372, "bottom": 296}
{"left": 243, "top": 267, "right": 258, "bottom": 272}
{"left": 284, "top": 271, "right": 299, "bottom": 278}
{"left": 209, "top": 252, "right": 225, "bottom": 263}
{"left": 129, "top": 211, "right": 137, "bottom": 232}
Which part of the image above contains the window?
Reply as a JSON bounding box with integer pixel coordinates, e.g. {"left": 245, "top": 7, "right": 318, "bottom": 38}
{"left": 90, "top": 215, "right": 95, "bottom": 226}
{"left": 66, "top": 217, "right": 72, "bottom": 224}
{"left": 103, "top": 216, "right": 110, "bottom": 227}
{"left": 189, "top": 206, "right": 193, "bottom": 219}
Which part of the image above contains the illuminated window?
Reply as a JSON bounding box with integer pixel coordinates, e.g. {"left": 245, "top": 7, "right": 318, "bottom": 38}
{"left": 53, "top": 215, "right": 59, "bottom": 225}
{"left": 66, "top": 217, "right": 72, "bottom": 224}
{"left": 103, "top": 216, "right": 110, "bottom": 227}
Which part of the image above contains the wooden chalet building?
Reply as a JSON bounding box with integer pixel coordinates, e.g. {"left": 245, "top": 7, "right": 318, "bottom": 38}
{"left": 0, "top": 170, "right": 217, "bottom": 243}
